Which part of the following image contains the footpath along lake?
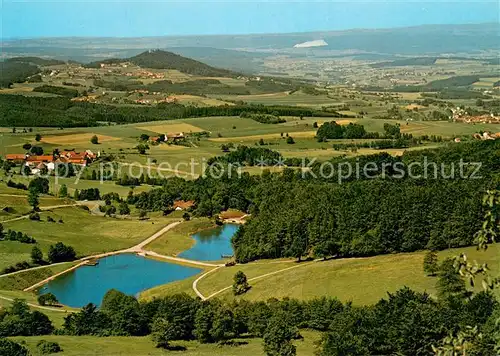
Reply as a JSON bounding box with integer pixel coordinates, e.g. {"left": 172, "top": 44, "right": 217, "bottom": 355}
{"left": 38, "top": 224, "right": 239, "bottom": 307}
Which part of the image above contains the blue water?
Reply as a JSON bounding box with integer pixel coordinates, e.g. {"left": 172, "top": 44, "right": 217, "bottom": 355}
{"left": 38, "top": 254, "right": 201, "bottom": 308}
{"left": 178, "top": 223, "right": 238, "bottom": 261}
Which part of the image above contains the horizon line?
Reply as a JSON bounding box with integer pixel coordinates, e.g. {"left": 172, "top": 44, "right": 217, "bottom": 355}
{"left": 1, "top": 21, "right": 496, "bottom": 42}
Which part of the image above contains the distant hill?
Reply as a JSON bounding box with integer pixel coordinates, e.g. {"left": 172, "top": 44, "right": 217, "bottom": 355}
{"left": 6, "top": 56, "right": 65, "bottom": 66}
{"left": 129, "top": 49, "right": 238, "bottom": 77}
{"left": 83, "top": 49, "right": 239, "bottom": 77}
{"left": 167, "top": 47, "right": 266, "bottom": 73}
{"left": 0, "top": 62, "right": 40, "bottom": 88}
{"left": 1, "top": 23, "right": 498, "bottom": 70}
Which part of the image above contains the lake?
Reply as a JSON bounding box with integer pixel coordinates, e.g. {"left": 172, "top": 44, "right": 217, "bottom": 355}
{"left": 38, "top": 254, "right": 201, "bottom": 308}
{"left": 178, "top": 223, "right": 238, "bottom": 261}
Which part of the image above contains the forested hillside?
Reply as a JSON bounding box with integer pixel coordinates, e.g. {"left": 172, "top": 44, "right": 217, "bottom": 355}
{"left": 128, "top": 140, "right": 499, "bottom": 262}
{"left": 0, "top": 62, "right": 40, "bottom": 88}
{"left": 130, "top": 50, "right": 238, "bottom": 77}
{"left": 84, "top": 49, "right": 238, "bottom": 77}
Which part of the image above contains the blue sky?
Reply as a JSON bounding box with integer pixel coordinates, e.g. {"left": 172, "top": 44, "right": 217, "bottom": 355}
{"left": 1, "top": 0, "right": 498, "bottom": 39}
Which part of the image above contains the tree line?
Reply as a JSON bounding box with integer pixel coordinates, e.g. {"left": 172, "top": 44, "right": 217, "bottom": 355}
{"left": 0, "top": 94, "right": 339, "bottom": 127}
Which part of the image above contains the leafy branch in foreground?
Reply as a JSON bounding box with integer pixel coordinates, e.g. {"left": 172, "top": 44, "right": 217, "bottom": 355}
{"left": 433, "top": 188, "right": 500, "bottom": 356}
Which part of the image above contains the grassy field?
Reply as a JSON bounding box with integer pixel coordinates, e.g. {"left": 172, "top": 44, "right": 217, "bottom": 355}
{"left": 0, "top": 289, "right": 73, "bottom": 328}
{"left": 0, "top": 262, "right": 76, "bottom": 291}
{"left": 0, "top": 193, "right": 71, "bottom": 221}
{"left": 0, "top": 204, "right": 179, "bottom": 270}
{"left": 144, "top": 245, "right": 500, "bottom": 305}
{"left": 11, "top": 330, "right": 321, "bottom": 356}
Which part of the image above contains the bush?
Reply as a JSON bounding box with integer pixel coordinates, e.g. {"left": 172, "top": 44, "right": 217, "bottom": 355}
{"left": 232, "top": 271, "right": 250, "bottom": 296}
{"left": 0, "top": 338, "right": 30, "bottom": 356}
{"left": 28, "top": 177, "right": 50, "bottom": 194}
{"left": 38, "top": 293, "right": 59, "bottom": 306}
{"left": 7, "top": 180, "right": 27, "bottom": 190}
{"left": 29, "top": 213, "right": 41, "bottom": 221}
{"left": 37, "top": 340, "right": 62, "bottom": 354}
{"left": 48, "top": 242, "right": 76, "bottom": 263}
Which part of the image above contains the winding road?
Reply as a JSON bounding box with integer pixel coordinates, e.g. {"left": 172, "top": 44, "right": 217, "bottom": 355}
{"left": 1, "top": 203, "right": 81, "bottom": 223}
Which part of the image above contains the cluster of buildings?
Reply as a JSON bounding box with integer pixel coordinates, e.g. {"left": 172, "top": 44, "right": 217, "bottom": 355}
{"left": 148, "top": 132, "right": 185, "bottom": 144}
{"left": 125, "top": 71, "right": 165, "bottom": 79}
{"left": 5, "top": 150, "right": 97, "bottom": 174}
{"left": 473, "top": 132, "right": 500, "bottom": 141}
{"left": 452, "top": 107, "right": 500, "bottom": 124}
{"left": 134, "top": 96, "right": 178, "bottom": 105}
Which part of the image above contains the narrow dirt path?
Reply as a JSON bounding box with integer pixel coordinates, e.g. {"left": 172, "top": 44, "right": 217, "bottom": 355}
{"left": 130, "top": 221, "right": 182, "bottom": 250}
{"left": 0, "top": 295, "right": 71, "bottom": 313}
{"left": 1, "top": 203, "right": 80, "bottom": 223}
{"left": 198, "top": 260, "right": 317, "bottom": 300}
{"left": 192, "top": 266, "right": 223, "bottom": 300}
{"left": 141, "top": 250, "right": 222, "bottom": 268}
{"left": 24, "top": 261, "right": 90, "bottom": 292}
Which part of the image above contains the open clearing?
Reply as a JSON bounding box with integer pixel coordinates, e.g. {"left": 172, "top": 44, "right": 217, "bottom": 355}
{"left": 137, "top": 122, "right": 205, "bottom": 134}
{"left": 42, "top": 133, "right": 121, "bottom": 145}
{"left": 142, "top": 244, "right": 500, "bottom": 305}
{"left": 11, "top": 330, "right": 321, "bottom": 356}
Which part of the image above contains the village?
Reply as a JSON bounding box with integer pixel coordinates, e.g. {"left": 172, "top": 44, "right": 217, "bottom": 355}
{"left": 5, "top": 149, "right": 98, "bottom": 175}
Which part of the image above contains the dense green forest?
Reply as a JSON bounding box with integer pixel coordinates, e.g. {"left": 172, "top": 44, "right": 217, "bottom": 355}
{"left": 32, "top": 85, "right": 79, "bottom": 98}
{"left": 0, "top": 62, "right": 40, "bottom": 88}
{"left": 129, "top": 140, "right": 499, "bottom": 262}
{"left": 0, "top": 94, "right": 337, "bottom": 127}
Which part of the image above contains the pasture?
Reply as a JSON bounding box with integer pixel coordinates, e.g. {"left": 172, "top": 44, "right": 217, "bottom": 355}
{"left": 0, "top": 194, "right": 180, "bottom": 271}
{"left": 10, "top": 330, "right": 321, "bottom": 356}
{"left": 142, "top": 244, "right": 500, "bottom": 305}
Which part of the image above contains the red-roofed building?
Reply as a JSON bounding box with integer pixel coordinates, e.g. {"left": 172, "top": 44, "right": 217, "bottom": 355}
{"left": 173, "top": 200, "right": 195, "bottom": 211}
{"left": 26, "top": 155, "right": 55, "bottom": 164}
{"left": 5, "top": 154, "right": 27, "bottom": 163}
